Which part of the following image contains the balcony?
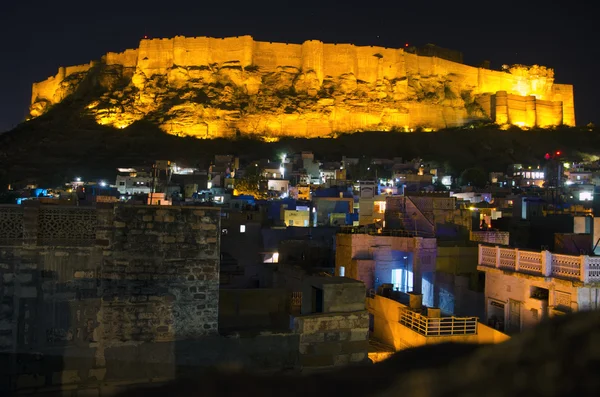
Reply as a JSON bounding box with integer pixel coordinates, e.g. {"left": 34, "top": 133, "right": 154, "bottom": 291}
{"left": 366, "top": 294, "right": 509, "bottom": 351}
{"left": 398, "top": 308, "right": 477, "bottom": 336}
{"left": 478, "top": 245, "right": 600, "bottom": 283}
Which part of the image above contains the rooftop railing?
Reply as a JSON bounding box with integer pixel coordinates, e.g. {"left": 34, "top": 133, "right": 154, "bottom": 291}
{"left": 398, "top": 308, "right": 477, "bottom": 336}
{"left": 479, "top": 244, "right": 600, "bottom": 284}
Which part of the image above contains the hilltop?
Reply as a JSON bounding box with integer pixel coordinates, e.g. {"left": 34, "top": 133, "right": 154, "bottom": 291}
{"left": 27, "top": 35, "right": 574, "bottom": 140}
{"left": 0, "top": 109, "right": 598, "bottom": 189}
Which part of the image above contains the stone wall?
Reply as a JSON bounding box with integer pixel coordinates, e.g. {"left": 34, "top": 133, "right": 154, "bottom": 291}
{"left": 293, "top": 312, "right": 369, "bottom": 367}
{"left": 470, "top": 231, "right": 510, "bottom": 246}
{"left": 0, "top": 203, "right": 222, "bottom": 393}
{"left": 30, "top": 35, "right": 575, "bottom": 135}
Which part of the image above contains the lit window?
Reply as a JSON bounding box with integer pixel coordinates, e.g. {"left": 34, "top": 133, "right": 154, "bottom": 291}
{"left": 339, "top": 266, "right": 345, "bottom": 277}
{"left": 577, "top": 175, "right": 581, "bottom": 180}
{"left": 272, "top": 252, "right": 279, "bottom": 263}
{"left": 580, "top": 192, "right": 593, "bottom": 201}
{"left": 391, "top": 268, "right": 413, "bottom": 292}
{"left": 240, "top": 225, "right": 246, "bottom": 233}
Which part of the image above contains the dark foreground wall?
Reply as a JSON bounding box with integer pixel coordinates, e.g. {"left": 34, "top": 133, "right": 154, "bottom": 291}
{"left": 0, "top": 333, "right": 300, "bottom": 394}
{"left": 0, "top": 203, "right": 224, "bottom": 393}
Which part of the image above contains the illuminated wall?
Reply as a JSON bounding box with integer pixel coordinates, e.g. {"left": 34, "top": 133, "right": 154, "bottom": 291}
{"left": 30, "top": 35, "right": 576, "bottom": 134}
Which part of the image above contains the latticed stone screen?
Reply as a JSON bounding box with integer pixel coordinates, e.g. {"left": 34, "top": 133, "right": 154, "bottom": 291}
{"left": 0, "top": 206, "right": 24, "bottom": 245}
{"left": 37, "top": 207, "right": 97, "bottom": 246}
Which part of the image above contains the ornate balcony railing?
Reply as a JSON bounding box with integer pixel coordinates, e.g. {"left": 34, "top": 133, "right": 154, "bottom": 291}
{"left": 478, "top": 244, "right": 600, "bottom": 283}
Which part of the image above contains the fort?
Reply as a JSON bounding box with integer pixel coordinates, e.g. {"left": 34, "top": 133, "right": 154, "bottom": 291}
{"left": 29, "top": 36, "right": 575, "bottom": 139}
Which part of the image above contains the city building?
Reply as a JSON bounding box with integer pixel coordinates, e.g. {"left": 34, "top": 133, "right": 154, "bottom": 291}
{"left": 478, "top": 244, "right": 600, "bottom": 333}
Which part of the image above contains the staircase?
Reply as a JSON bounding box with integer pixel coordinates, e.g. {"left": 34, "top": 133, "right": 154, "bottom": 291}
{"left": 401, "top": 197, "right": 435, "bottom": 236}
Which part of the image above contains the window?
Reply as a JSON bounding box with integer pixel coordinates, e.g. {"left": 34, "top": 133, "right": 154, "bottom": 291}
{"left": 339, "top": 266, "right": 345, "bottom": 277}
{"left": 119, "top": 182, "right": 125, "bottom": 186}
{"left": 374, "top": 201, "right": 386, "bottom": 213}
{"left": 391, "top": 268, "right": 413, "bottom": 292}
{"left": 240, "top": 225, "right": 246, "bottom": 233}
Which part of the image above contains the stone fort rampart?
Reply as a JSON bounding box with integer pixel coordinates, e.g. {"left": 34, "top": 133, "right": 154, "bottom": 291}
{"left": 30, "top": 35, "right": 576, "bottom": 136}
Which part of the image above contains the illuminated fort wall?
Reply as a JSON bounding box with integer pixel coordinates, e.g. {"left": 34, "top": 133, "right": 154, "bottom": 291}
{"left": 31, "top": 35, "right": 576, "bottom": 129}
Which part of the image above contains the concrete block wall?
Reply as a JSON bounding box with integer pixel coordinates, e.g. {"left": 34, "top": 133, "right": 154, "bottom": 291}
{"left": 293, "top": 312, "right": 369, "bottom": 367}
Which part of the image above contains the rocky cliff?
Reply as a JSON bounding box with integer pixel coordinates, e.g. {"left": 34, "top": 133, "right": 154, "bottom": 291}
{"left": 28, "top": 36, "right": 575, "bottom": 140}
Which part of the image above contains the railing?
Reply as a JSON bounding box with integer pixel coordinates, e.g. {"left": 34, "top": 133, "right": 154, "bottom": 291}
{"left": 518, "top": 251, "right": 543, "bottom": 274}
{"left": 478, "top": 244, "right": 600, "bottom": 283}
{"left": 398, "top": 308, "right": 477, "bottom": 336}
{"left": 551, "top": 254, "right": 581, "bottom": 280}
{"left": 480, "top": 246, "right": 497, "bottom": 266}
{"left": 498, "top": 248, "right": 516, "bottom": 271}
{"left": 588, "top": 257, "right": 600, "bottom": 283}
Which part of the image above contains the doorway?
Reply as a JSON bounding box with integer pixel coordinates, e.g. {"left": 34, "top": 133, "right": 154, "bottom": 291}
{"left": 487, "top": 300, "right": 505, "bottom": 332}
{"left": 311, "top": 287, "right": 324, "bottom": 313}
{"left": 509, "top": 299, "right": 522, "bottom": 333}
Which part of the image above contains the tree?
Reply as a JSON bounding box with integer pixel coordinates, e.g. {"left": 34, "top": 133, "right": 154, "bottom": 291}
{"left": 459, "top": 167, "right": 488, "bottom": 188}
{"left": 233, "top": 164, "right": 267, "bottom": 199}
{"left": 432, "top": 179, "right": 447, "bottom": 191}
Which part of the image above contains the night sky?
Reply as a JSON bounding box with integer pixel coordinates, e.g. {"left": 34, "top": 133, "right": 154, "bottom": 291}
{"left": 1, "top": 1, "right": 597, "bottom": 133}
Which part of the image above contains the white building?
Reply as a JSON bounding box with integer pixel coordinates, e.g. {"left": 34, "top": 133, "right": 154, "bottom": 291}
{"left": 478, "top": 244, "right": 600, "bottom": 334}
{"left": 267, "top": 179, "right": 289, "bottom": 196}
{"left": 451, "top": 192, "right": 492, "bottom": 204}
{"left": 115, "top": 174, "right": 153, "bottom": 195}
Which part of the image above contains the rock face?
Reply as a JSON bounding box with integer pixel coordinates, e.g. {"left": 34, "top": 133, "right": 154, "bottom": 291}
{"left": 29, "top": 36, "right": 576, "bottom": 140}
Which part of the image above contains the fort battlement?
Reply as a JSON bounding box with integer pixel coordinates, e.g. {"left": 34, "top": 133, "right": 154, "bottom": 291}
{"left": 29, "top": 35, "right": 576, "bottom": 138}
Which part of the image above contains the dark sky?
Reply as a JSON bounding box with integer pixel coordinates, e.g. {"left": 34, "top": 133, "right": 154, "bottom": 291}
{"left": 0, "top": 1, "right": 597, "bottom": 132}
